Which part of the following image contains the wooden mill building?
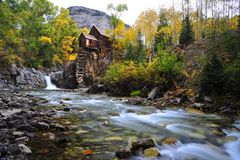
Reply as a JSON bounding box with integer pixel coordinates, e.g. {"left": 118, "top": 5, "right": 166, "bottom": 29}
{"left": 76, "top": 26, "right": 112, "bottom": 84}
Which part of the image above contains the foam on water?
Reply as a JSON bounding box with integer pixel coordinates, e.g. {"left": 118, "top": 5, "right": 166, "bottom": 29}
{"left": 44, "top": 76, "right": 58, "bottom": 90}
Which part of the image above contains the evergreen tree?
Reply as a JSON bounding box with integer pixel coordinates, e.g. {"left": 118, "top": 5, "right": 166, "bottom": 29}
{"left": 125, "top": 43, "right": 134, "bottom": 60}
{"left": 179, "top": 15, "right": 195, "bottom": 45}
{"left": 153, "top": 9, "right": 171, "bottom": 51}
{"left": 125, "top": 31, "right": 145, "bottom": 62}
{"left": 200, "top": 53, "right": 225, "bottom": 96}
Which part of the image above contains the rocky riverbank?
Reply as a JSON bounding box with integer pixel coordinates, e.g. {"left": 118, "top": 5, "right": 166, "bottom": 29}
{"left": 127, "top": 88, "right": 240, "bottom": 115}
{"left": 0, "top": 90, "right": 67, "bottom": 160}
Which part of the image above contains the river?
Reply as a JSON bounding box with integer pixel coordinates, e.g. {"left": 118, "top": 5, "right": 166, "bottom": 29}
{"left": 24, "top": 89, "right": 240, "bottom": 160}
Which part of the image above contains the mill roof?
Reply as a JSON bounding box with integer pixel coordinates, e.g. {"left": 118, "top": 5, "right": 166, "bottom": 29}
{"left": 82, "top": 33, "right": 98, "bottom": 41}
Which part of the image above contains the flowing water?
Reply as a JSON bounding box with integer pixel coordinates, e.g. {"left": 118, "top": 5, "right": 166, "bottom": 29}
{"left": 44, "top": 76, "right": 58, "bottom": 90}
{"left": 27, "top": 90, "right": 240, "bottom": 160}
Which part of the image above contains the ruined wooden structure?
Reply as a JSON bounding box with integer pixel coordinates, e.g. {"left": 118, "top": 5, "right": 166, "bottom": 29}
{"left": 76, "top": 26, "right": 112, "bottom": 84}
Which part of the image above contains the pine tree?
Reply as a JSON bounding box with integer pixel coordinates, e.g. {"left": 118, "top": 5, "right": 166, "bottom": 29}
{"left": 125, "top": 31, "right": 145, "bottom": 62}
{"left": 153, "top": 9, "right": 171, "bottom": 51}
{"left": 200, "top": 53, "right": 225, "bottom": 96}
{"left": 179, "top": 15, "right": 195, "bottom": 45}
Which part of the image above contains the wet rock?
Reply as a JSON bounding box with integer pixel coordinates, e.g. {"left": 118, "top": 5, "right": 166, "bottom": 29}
{"left": 213, "top": 128, "right": 226, "bottom": 136}
{"left": 127, "top": 109, "right": 136, "bottom": 113}
{"left": 15, "top": 137, "right": 29, "bottom": 143}
{"left": 107, "top": 112, "right": 119, "bottom": 116}
{"left": 116, "top": 148, "right": 132, "bottom": 159}
{"left": 32, "top": 122, "right": 50, "bottom": 130}
{"left": 51, "top": 61, "right": 78, "bottom": 89}
{"left": 161, "top": 137, "right": 177, "bottom": 145}
{"left": 7, "top": 101, "right": 21, "bottom": 107}
{"left": 1, "top": 109, "right": 22, "bottom": 117}
{"left": 25, "top": 132, "right": 35, "bottom": 138}
{"left": 42, "top": 132, "right": 56, "bottom": 140}
{"left": 104, "top": 136, "right": 123, "bottom": 141}
{"left": 128, "top": 97, "right": 144, "bottom": 105}
{"left": 17, "top": 124, "right": 34, "bottom": 132}
{"left": 0, "top": 144, "right": 9, "bottom": 157}
{"left": 143, "top": 147, "right": 161, "bottom": 157}
{"left": 76, "top": 129, "right": 89, "bottom": 134}
{"left": 63, "top": 98, "right": 71, "bottom": 101}
{"left": 217, "top": 136, "right": 238, "bottom": 144}
{"left": 18, "top": 144, "right": 32, "bottom": 154}
{"left": 131, "top": 138, "right": 155, "bottom": 150}
{"left": 58, "top": 137, "right": 69, "bottom": 144}
{"left": 53, "top": 124, "right": 66, "bottom": 131}
{"left": 0, "top": 122, "right": 7, "bottom": 129}
{"left": 9, "top": 144, "right": 22, "bottom": 155}
{"left": 13, "top": 131, "right": 24, "bottom": 137}
{"left": 87, "top": 83, "right": 107, "bottom": 94}
{"left": 0, "top": 100, "right": 6, "bottom": 108}
{"left": 63, "top": 107, "right": 70, "bottom": 112}
{"left": 1, "top": 97, "right": 11, "bottom": 104}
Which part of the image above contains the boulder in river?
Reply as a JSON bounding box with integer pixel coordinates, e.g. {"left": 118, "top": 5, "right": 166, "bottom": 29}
{"left": 131, "top": 138, "right": 155, "bottom": 151}
{"left": 115, "top": 148, "right": 132, "bottom": 159}
{"left": 161, "top": 137, "right": 177, "bottom": 145}
{"left": 116, "top": 138, "right": 157, "bottom": 159}
{"left": 87, "top": 83, "right": 107, "bottom": 94}
{"left": 143, "top": 147, "right": 161, "bottom": 157}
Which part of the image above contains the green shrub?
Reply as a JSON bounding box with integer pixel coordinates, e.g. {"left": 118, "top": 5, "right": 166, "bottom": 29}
{"left": 104, "top": 61, "right": 144, "bottom": 96}
{"left": 104, "top": 51, "right": 183, "bottom": 96}
{"left": 130, "top": 90, "right": 141, "bottom": 96}
{"left": 155, "top": 51, "right": 183, "bottom": 83}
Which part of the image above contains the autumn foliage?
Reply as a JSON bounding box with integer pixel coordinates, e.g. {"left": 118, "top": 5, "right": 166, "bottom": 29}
{"left": 104, "top": 51, "right": 183, "bottom": 96}
{"left": 0, "top": 0, "right": 80, "bottom": 68}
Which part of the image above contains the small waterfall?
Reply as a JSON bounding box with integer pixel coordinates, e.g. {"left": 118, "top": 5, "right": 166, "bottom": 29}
{"left": 44, "top": 76, "right": 58, "bottom": 90}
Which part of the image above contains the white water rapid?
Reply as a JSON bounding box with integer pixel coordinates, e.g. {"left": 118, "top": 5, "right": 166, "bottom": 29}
{"left": 44, "top": 76, "right": 58, "bottom": 90}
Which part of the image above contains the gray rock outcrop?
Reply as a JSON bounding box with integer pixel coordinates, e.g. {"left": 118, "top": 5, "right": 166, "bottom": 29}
{"left": 50, "top": 61, "right": 78, "bottom": 89}
{"left": 68, "top": 6, "right": 130, "bottom": 33}
{"left": 0, "top": 64, "right": 46, "bottom": 90}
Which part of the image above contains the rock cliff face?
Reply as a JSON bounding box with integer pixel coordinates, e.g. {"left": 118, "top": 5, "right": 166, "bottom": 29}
{"left": 0, "top": 64, "right": 46, "bottom": 90}
{"left": 68, "top": 6, "right": 129, "bottom": 33}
